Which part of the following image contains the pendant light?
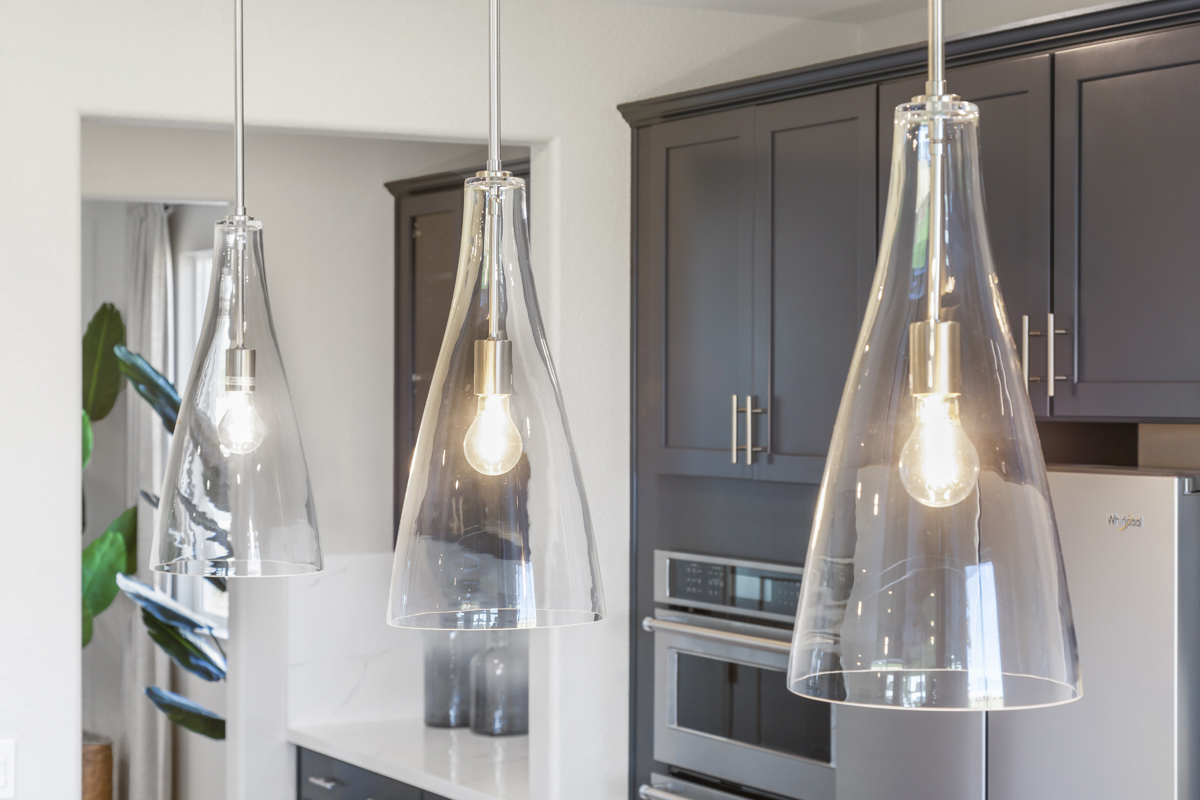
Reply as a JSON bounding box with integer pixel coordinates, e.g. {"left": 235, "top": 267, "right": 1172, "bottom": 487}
{"left": 787, "top": 0, "right": 1080, "bottom": 710}
{"left": 387, "top": 0, "right": 604, "bottom": 629}
{"left": 151, "top": 0, "right": 321, "bottom": 577}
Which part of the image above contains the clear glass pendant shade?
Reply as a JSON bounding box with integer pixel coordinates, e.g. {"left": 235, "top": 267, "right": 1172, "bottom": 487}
{"left": 152, "top": 216, "right": 321, "bottom": 576}
{"left": 388, "top": 172, "right": 604, "bottom": 629}
{"left": 787, "top": 99, "right": 1080, "bottom": 709}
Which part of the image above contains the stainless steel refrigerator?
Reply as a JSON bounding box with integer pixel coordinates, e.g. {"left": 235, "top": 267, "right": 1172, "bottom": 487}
{"left": 819, "top": 467, "right": 1200, "bottom": 800}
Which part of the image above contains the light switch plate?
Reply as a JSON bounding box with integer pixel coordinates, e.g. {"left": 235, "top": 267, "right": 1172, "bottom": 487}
{"left": 0, "top": 739, "right": 14, "bottom": 799}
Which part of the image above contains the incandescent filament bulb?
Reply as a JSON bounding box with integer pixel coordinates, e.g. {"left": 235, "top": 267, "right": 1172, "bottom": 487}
{"left": 899, "top": 393, "right": 980, "bottom": 508}
{"left": 218, "top": 390, "right": 267, "bottom": 455}
{"left": 464, "top": 394, "right": 523, "bottom": 476}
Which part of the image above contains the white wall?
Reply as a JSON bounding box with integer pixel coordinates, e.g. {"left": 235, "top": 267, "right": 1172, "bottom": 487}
{"left": 0, "top": 0, "right": 1105, "bottom": 797}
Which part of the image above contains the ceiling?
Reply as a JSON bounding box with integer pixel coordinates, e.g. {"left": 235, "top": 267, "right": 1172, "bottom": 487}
{"left": 587, "top": 0, "right": 934, "bottom": 23}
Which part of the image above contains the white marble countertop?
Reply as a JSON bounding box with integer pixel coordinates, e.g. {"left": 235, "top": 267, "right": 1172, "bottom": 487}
{"left": 289, "top": 719, "right": 529, "bottom": 800}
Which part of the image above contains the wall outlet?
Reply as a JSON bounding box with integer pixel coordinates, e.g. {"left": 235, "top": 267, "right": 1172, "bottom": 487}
{"left": 0, "top": 739, "right": 13, "bottom": 799}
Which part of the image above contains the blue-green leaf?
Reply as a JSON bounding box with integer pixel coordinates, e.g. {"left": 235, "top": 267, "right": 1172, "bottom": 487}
{"left": 140, "top": 609, "right": 226, "bottom": 682}
{"left": 82, "top": 304, "right": 126, "bottom": 422}
{"left": 82, "top": 410, "right": 94, "bottom": 470}
{"left": 116, "top": 574, "right": 228, "bottom": 639}
{"left": 145, "top": 687, "right": 225, "bottom": 739}
{"left": 114, "top": 345, "right": 179, "bottom": 433}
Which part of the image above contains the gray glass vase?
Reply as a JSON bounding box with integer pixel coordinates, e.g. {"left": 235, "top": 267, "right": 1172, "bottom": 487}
{"left": 470, "top": 631, "right": 528, "bottom": 736}
{"left": 424, "top": 631, "right": 484, "bottom": 728}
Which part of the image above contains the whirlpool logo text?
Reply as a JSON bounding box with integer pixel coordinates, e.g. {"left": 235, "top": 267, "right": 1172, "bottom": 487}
{"left": 1107, "top": 514, "right": 1144, "bottom": 531}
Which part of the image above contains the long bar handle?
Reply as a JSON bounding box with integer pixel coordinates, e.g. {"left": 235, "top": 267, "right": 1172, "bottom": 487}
{"left": 731, "top": 395, "right": 766, "bottom": 466}
{"left": 1047, "top": 312, "right": 1071, "bottom": 397}
{"left": 307, "top": 777, "right": 343, "bottom": 790}
{"left": 731, "top": 394, "right": 739, "bottom": 464}
{"left": 641, "top": 616, "right": 791, "bottom": 656}
{"left": 1023, "top": 314, "right": 1044, "bottom": 392}
{"left": 639, "top": 786, "right": 691, "bottom": 800}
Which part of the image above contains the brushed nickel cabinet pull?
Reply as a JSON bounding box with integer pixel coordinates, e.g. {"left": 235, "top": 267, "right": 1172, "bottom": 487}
{"left": 743, "top": 395, "right": 766, "bottom": 466}
{"left": 307, "top": 776, "right": 343, "bottom": 790}
{"left": 1047, "top": 312, "right": 1071, "bottom": 397}
{"left": 1023, "top": 314, "right": 1044, "bottom": 391}
{"left": 731, "top": 394, "right": 739, "bottom": 464}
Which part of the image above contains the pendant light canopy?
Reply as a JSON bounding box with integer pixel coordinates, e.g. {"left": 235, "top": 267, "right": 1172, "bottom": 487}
{"left": 787, "top": 0, "right": 1079, "bottom": 709}
{"left": 151, "top": 0, "right": 321, "bottom": 577}
{"left": 388, "top": 0, "right": 604, "bottom": 629}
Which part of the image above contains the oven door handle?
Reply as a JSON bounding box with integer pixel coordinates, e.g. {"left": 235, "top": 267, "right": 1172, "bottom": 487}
{"left": 642, "top": 616, "right": 791, "bottom": 656}
{"left": 639, "top": 785, "right": 691, "bottom": 800}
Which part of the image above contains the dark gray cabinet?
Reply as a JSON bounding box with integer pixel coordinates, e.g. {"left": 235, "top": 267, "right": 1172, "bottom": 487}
{"left": 752, "top": 86, "right": 876, "bottom": 482}
{"left": 879, "top": 54, "right": 1052, "bottom": 416}
{"left": 1052, "top": 24, "right": 1200, "bottom": 420}
{"left": 637, "top": 88, "right": 875, "bottom": 485}
{"left": 637, "top": 107, "right": 755, "bottom": 479}
{"left": 299, "top": 748, "right": 448, "bottom": 800}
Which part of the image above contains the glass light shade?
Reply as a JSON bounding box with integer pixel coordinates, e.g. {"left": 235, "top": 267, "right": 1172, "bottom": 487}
{"left": 152, "top": 216, "right": 321, "bottom": 577}
{"left": 388, "top": 172, "right": 604, "bottom": 629}
{"left": 787, "top": 99, "right": 1080, "bottom": 710}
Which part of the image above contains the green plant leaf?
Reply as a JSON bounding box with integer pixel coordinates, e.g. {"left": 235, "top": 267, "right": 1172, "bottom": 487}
{"left": 141, "top": 609, "right": 226, "bottom": 682}
{"left": 82, "top": 303, "right": 126, "bottom": 422}
{"left": 104, "top": 507, "right": 138, "bottom": 575}
{"left": 145, "top": 686, "right": 225, "bottom": 739}
{"left": 82, "top": 600, "right": 94, "bottom": 647}
{"left": 81, "top": 529, "right": 127, "bottom": 628}
{"left": 115, "top": 345, "right": 179, "bottom": 433}
{"left": 139, "top": 490, "right": 160, "bottom": 510}
{"left": 82, "top": 410, "right": 94, "bottom": 470}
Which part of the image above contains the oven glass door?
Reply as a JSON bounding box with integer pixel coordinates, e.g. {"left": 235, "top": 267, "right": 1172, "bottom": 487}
{"left": 675, "top": 651, "right": 831, "bottom": 763}
{"left": 652, "top": 612, "right": 836, "bottom": 800}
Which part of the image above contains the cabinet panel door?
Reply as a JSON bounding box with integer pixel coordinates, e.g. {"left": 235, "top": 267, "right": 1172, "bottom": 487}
{"left": 879, "top": 54, "right": 1052, "bottom": 416}
{"left": 1053, "top": 26, "right": 1200, "bottom": 419}
{"left": 751, "top": 86, "right": 876, "bottom": 483}
{"left": 637, "top": 108, "right": 756, "bottom": 477}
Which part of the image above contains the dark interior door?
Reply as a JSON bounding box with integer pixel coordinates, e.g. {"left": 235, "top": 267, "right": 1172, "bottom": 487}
{"left": 1053, "top": 24, "right": 1200, "bottom": 420}
{"left": 879, "top": 54, "right": 1052, "bottom": 416}
{"left": 753, "top": 84, "right": 877, "bottom": 484}
{"left": 637, "top": 107, "right": 756, "bottom": 479}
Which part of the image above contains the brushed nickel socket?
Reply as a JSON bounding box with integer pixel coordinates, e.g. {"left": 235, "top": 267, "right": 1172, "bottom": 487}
{"left": 225, "top": 347, "right": 256, "bottom": 392}
{"left": 909, "top": 320, "right": 961, "bottom": 395}
{"left": 474, "top": 339, "right": 512, "bottom": 395}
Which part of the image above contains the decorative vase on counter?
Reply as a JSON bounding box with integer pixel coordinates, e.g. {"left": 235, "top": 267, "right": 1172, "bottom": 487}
{"left": 470, "top": 631, "right": 529, "bottom": 736}
{"left": 424, "top": 630, "right": 485, "bottom": 727}
{"left": 82, "top": 732, "right": 112, "bottom": 800}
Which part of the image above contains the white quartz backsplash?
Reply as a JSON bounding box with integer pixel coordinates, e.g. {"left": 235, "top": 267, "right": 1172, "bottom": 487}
{"left": 288, "top": 552, "right": 424, "bottom": 727}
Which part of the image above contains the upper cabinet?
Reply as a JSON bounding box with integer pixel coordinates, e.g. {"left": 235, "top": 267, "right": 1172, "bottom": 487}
{"left": 636, "top": 89, "right": 874, "bottom": 484}
{"left": 1053, "top": 25, "right": 1200, "bottom": 420}
{"left": 636, "top": 107, "right": 755, "bottom": 480}
{"left": 752, "top": 86, "right": 876, "bottom": 483}
{"left": 879, "top": 55, "right": 1052, "bottom": 416}
{"left": 632, "top": 15, "right": 1200, "bottom": 489}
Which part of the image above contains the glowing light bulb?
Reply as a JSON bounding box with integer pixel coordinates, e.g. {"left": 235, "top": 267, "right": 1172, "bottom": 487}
{"left": 464, "top": 394, "right": 523, "bottom": 476}
{"left": 899, "top": 393, "right": 979, "bottom": 508}
{"left": 218, "top": 390, "right": 266, "bottom": 454}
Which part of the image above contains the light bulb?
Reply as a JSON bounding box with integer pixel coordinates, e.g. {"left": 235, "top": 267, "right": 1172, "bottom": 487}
{"left": 464, "top": 394, "right": 523, "bottom": 476}
{"left": 218, "top": 390, "right": 266, "bottom": 454}
{"left": 899, "top": 393, "right": 979, "bottom": 508}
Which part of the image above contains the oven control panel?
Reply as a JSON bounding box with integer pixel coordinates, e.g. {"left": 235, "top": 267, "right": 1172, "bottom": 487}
{"left": 656, "top": 550, "right": 804, "bottom": 624}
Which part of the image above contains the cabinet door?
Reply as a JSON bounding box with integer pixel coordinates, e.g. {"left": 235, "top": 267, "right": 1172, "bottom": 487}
{"left": 751, "top": 85, "right": 876, "bottom": 483}
{"left": 879, "top": 54, "right": 1052, "bottom": 416}
{"left": 637, "top": 108, "right": 756, "bottom": 478}
{"left": 1053, "top": 26, "right": 1200, "bottom": 420}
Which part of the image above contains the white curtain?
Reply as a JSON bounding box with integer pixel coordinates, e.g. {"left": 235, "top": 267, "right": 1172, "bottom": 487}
{"left": 120, "top": 204, "right": 175, "bottom": 800}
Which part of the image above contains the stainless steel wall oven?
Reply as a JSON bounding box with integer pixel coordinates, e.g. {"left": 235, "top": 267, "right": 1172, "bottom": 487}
{"left": 641, "top": 551, "right": 835, "bottom": 800}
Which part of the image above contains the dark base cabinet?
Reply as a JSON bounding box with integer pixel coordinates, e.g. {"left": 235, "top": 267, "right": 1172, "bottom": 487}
{"left": 298, "top": 749, "right": 447, "bottom": 800}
